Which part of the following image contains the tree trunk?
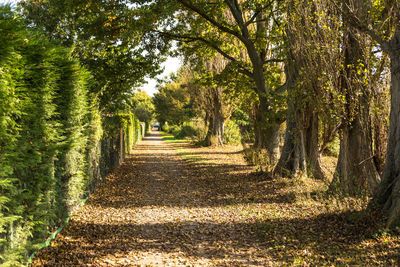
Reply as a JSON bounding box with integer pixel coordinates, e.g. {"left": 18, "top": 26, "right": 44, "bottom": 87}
{"left": 275, "top": 107, "right": 306, "bottom": 177}
{"left": 373, "top": 111, "right": 388, "bottom": 174}
{"left": 330, "top": 111, "right": 380, "bottom": 194}
{"left": 274, "top": 21, "right": 325, "bottom": 179}
{"left": 205, "top": 110, "right": 224, "bottom": 146}
{"left": 253, "top": 98, "right": 282, "bottom": 165}
{"left": 374, "top": 34, "right": 400, "bottom": 227}
{"left": 305, "top": 111, "right": 326, "bottom": 180}
{"left": 275, "top": 105, "right": 325, "bottom": 179}
{"left": 330, "top": 1, "right": 380, "bottom": 195}
{"left": 203, "top": 86, "right": 226, "bottom": 146}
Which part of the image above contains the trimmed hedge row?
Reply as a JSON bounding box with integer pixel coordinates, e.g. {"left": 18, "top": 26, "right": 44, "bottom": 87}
{"left": 99, "top": 115, "right": 144, "bottom": 182}
{"left": 0, "top": 7, "right": 143, "bottom": 265}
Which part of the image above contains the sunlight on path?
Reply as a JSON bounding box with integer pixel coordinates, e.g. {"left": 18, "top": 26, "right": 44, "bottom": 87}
{"left": 31, "top": 131, "right": 270, "bottom": 266}
{"left": 30, "top": 131, "right": 400, "bottom": 266}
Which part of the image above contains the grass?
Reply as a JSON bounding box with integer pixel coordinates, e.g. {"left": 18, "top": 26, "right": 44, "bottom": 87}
{"left": 160, "top": 131, "right": 188, "bottom": 144}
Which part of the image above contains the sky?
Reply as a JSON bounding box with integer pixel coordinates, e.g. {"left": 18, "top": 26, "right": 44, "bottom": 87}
{"left": 0, "top": 0, "right": 182, "bottom": 96}
{"left": 0, "top": 0, "right": 16, "bottom": 6}
{"left": 141, "top": 57, "right": 182, "bottom": 96}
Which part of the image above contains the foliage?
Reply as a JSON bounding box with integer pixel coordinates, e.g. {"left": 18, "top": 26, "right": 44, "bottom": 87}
{"left": 164, "top": 123, "right": 202, "bottom": 140}
{"left": 153, "top": 71, "right": 194, "bottom": 127}
{"left": 224, "top": 120, "right": 241, "bottom": 145}
{"left": 0, "top": 7, "right": 143, "bottom": 264}
{"left": 132, "top": 90, "right": 154, "bottom": 132}
{"left": 20, "top": 0, "right": 167, "bottom": 113}
{"left": 103, "top": 113, "right": 142, "bottom": 148}
{"left": 169, "top": 125, "right": 182, "bottom": 137}
{"left": 174, "top": 124, "right": 198, "bottom": 139}
{"left": 323, "top": 136, "right": 340, "bottom": 158}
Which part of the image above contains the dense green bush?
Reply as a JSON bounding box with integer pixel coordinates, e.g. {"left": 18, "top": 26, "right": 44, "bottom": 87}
{"left": 0, "top": 7, "right": 143, "bottom": 265}
{"left": 164, "top": 123, "right": 203, "bottom": 140}
{"left": 0, "top": 7, "right": 26, "bottom": 265}
{"left": 174, "top": 125, "right": 198, "bottom": 139}
{"left": 103, "top": 113, "right": 142, "bottom": 154}
{"left": 0, "top": 8, "right": 76, "bottom": 263}
{"left": 224, "top": 120, "right": 242, "bottom": 145}
{"left": 163, "top": 123, "right": 171, "bottom": 133}
{"left": 168, "top": 125, "right": 181, "bottom": 136}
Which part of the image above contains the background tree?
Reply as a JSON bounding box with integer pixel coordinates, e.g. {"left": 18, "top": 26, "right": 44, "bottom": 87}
{"left": 131, "top": 90, "right": 154, "bottom": 133}
{"left": 144, "top": 0, "right": 287, "bottom": 163}
{"left": 187, "top": 53, "right": 237, "bottom": 146}
{"left": 153, "top": 70, "right": 194, "bottom": 128}
{"left": 20, "top": 0, "right": 166, "bottom": 113}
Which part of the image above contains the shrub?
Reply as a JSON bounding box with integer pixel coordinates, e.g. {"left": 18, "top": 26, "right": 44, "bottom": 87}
{"left": 169, "top": 125, "right": 181, "bottom": 136}
{"left": 0, "top": 12, "right": 91, "bottom": 262}
{"left": 224, "top": 120, "right": 242, "bottom": 145}
{"left": 163, "top": 124, "right": 170, "bottom": 133}
{"left": 323, "top": 136, "right": 340, "bottom": 157}
{"left": 175, "top": 125, "right": 198, "bottom": 139}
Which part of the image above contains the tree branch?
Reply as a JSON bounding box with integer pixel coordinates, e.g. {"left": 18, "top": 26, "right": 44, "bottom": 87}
{"left": 177, "top": 0, "right": 244, "bottom": 42}
{"left": 263, "top": 58, "right": 284, "bottom": 64}
{"left": 155, "top": 30, "right": 254, "bottom": 78}
{"left": 245, "top": 1, "right": 275, "bottom": 27}
{"left": 275, "top": 82, "right": 287, "bottom": 94}
{"left": 244, "top": 9, "right": 262, "bottom": 27}
{"left": 332, "top": 0, "right": 390, "bottom": 52}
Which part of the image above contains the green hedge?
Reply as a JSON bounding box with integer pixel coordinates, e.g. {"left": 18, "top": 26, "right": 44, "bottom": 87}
{"left": 0, "top": 7, "right": 143, "bottom": 265}
{"left": 100, "top": 114, "right": 143, "bottom": 178}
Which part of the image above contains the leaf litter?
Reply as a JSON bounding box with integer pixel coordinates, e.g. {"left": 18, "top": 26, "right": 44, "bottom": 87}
{"left": 31, "top": 132, "right": 399, "bottom": 266}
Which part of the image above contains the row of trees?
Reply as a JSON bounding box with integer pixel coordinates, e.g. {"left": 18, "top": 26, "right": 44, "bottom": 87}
{"left": 145, "top": 0, "right": 399, "bottom": 228}
{"left": 13, "top": 0, "right": 400, "bottom": 228}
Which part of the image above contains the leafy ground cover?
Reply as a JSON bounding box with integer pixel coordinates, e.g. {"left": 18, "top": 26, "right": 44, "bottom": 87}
{"left": 31, "top": 132, "right": 399, "bottom": 266}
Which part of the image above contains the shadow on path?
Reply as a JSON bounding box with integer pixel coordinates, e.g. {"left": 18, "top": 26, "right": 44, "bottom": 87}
{"left": 31, "top": 131, "right": 399, "bottom": 266}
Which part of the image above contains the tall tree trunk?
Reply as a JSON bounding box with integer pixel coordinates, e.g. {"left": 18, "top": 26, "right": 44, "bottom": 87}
{"left": 275, "top": 105, "right": 306, "bottom": 177}
{"left": 253, "top": 96, "right": 282, "bottom": 165}
{"left": 275, "top": 104, "right": 325, "bottom": 179}
{"left": 330, "top": 1, "right": 380, "bottom": 195}
{"left": 373, "top": 110, "right": 388, "bottom": 175}
{"left": 331, "top": 109, "right": 380, "bottom": 194}
{"left": 275, "top": 10, "right": 325, "bottom": 179}
{"left": 374, "top": 31, "right": 400, "bottom": 227}
{"left": 203, "top": 85, "right": 226, "bottom": 146}
{"left": 205, "top": 107, "right": 224, "bottom": 146}
{"left": 305, "top": 111, "right": 326, "bottom": 180}
{"left": 223, "top": 1, "right": 282, "bottom": 164}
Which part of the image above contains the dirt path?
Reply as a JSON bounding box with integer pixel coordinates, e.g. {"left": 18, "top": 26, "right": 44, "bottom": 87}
{"left": 31, "top": 132, "right": 269, "bottom": 266}
{"left": 31, "top": 132, "right": 400, "bottom": 266}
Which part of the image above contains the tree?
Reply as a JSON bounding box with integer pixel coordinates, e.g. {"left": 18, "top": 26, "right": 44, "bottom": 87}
{"left": 329, "top": 0, "right": 381, "bottom": 194}
{"left": 338, "top": 0, "right": 400, "bottom": 226}
{"left": 153, "top": 70, "right": 194, "bottom": 127}
{"left": 132, "top": 91, "right": 154, "bottom": 132}
{"left": 275, "top": 0, "right": 330, "bottom": 180}
{"left": 20, "top": 0, "right": 166, "bottom": 113}
{"left": 186, "top": 53, "right": 236, "bottom": 146}
{"left": 144, "top": 0, "right": 287, "bottom": 163}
